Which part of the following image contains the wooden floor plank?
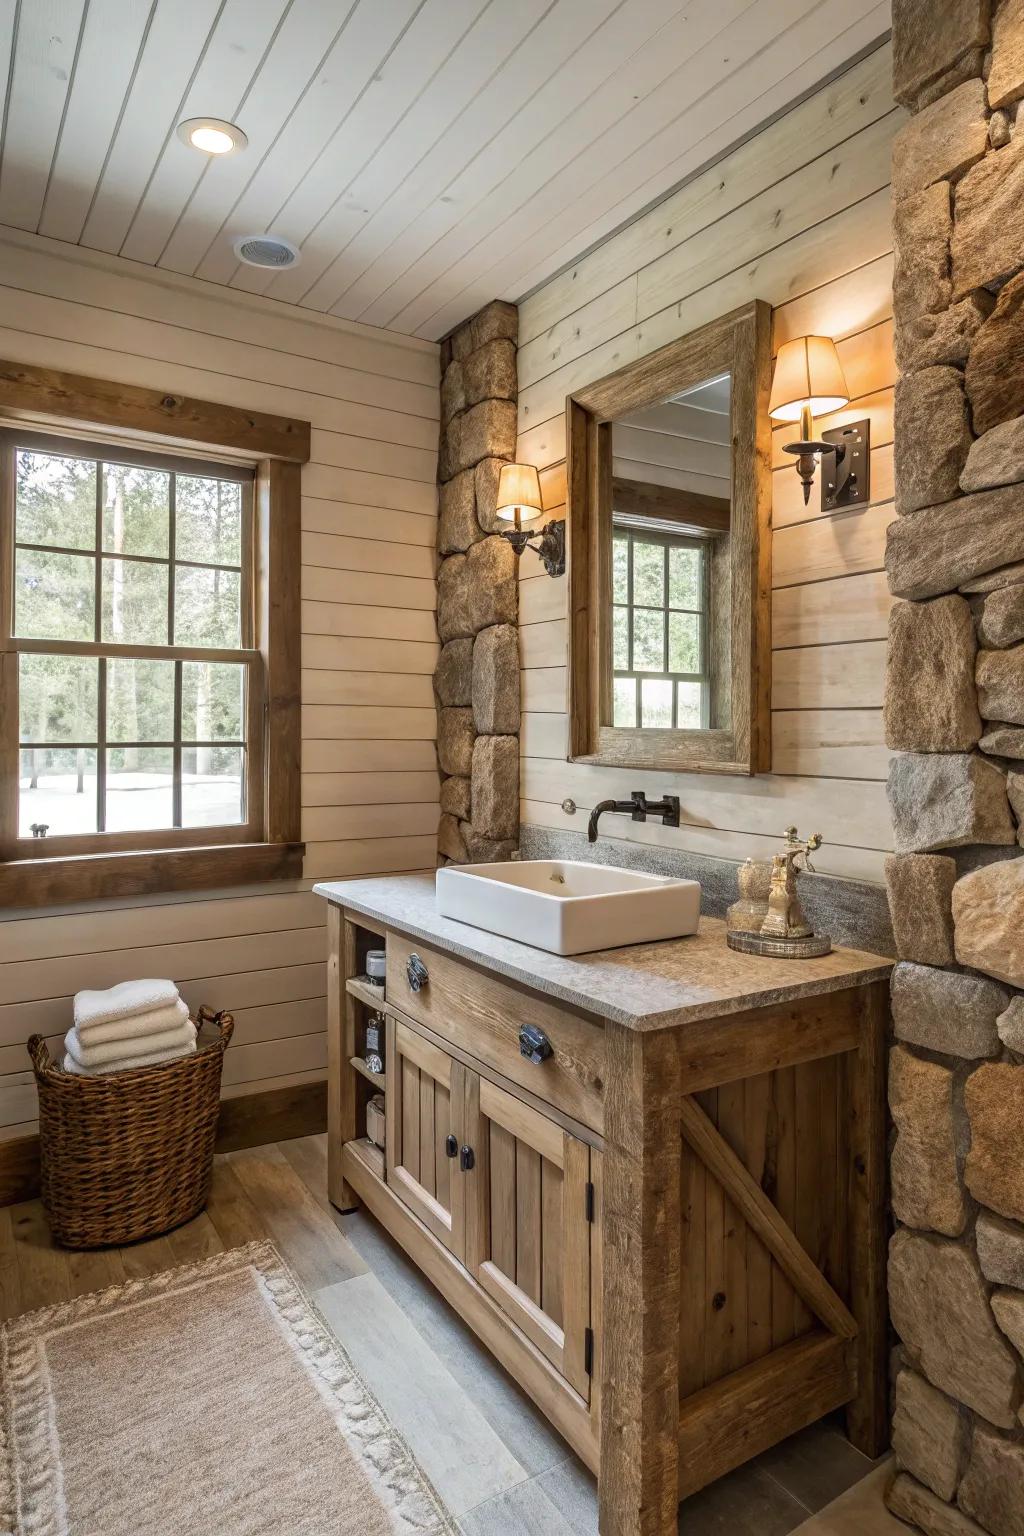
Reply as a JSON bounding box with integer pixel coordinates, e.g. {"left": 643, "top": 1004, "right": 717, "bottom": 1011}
{"left": 205, "top": 1158, "right": 270, "bottom": 1249}
{"left": 227, "top": 1145, "right": 367, "bottom": 1291}
{"left": 277, "top": 1132, "right": 332, "bottom": 1211}
{"left": 67, "top": 1246, "right": 126, "bottom": 1298}
{"left": 0, "top": 1206, "right": 22, "bottom": 1319}
{"left": 119, "top": 1234, "right": 178, "bottom": 1280}
{"left": 10, "top": 1199, "right": 70, "bottom": 1308}
{"left": 167, "top": 1211, "right": 225, "bottom": 1265}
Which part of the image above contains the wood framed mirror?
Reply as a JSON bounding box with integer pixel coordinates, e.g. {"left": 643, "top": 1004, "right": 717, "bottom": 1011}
{"left": 566, "top": 299, "right": 772, "bottom": 776}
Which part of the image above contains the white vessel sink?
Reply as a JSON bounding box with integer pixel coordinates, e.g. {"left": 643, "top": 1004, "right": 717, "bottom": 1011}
{"left": 435, "top": 859, "right": 701, "bottom": 956}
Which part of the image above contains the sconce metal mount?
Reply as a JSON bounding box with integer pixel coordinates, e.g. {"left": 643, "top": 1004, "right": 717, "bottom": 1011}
{"left": 499, "top": 518, "right": 566, "bottom": 577}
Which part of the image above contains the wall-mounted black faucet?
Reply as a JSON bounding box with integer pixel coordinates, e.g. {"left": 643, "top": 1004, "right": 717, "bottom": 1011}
{"left": 587, "top": 791, "right": 681, "bottom": 842}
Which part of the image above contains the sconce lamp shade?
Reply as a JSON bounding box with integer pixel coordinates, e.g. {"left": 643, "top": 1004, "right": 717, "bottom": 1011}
{"left": 768, "top": 336, "right": 850, "bottom": 423}
{"left": 495, "top": 462, "right": 543, "bottom": 524}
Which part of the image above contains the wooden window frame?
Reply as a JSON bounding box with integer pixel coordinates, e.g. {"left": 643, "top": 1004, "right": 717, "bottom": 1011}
{"left": 610, "top": 519, "right": 712, "bottom": 731}
{"left": 0, "top": 358, "right": 309, "bottom": 907}
{"left": 566, "top": 299, "right": 772, "bottom": 777}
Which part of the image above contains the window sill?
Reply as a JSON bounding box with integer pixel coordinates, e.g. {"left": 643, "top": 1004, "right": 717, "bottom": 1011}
{"left": 0, "top": 840, "right": 305, "bottom": 909}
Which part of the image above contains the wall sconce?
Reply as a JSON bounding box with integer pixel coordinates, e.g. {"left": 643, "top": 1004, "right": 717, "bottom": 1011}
{"left": 768, "top": 336, "right": 870, "bottom": 510}
{"left": 494, "top": 462, "right": 565, "bottom": 577}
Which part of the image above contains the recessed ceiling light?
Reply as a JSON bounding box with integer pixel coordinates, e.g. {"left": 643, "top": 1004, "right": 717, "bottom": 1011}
{"left": 233, "top": 233, "right": 301, "bottom": 270}
{"left": 177, "top": 117, "right": 248, "bottom": 156}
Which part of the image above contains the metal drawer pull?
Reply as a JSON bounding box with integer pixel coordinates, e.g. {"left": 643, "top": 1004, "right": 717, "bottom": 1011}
{"left": 459, "top": 1144, "right": 475, "bottom": 1172}
{"left": 406, "top": 953, "right": 429, "bottom": 992}
{"left": 519, "top": 1024, "right": 553, "bottom": 1064}
{"left": 445, "top": 1134, "right": 458, "bottom": 1159}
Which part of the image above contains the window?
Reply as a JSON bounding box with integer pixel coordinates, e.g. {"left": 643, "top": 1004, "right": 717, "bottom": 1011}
{"left": 9, "top": 432, "right": 257, "bottom": 850}
{"left": 611, "top": 518, "right": 710, "bottom": 731}
{"left": 0, "top": 359, "right": 307, "bottom": 908}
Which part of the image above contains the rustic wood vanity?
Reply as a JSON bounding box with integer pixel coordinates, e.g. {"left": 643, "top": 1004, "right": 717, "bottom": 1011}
{"left": 315, "top": 874, "right": 891, "bottom": 1536}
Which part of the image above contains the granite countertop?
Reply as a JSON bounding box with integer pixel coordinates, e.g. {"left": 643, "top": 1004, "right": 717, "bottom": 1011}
{"left": 313, "top": 874, "right": 892, "bottom": 1033}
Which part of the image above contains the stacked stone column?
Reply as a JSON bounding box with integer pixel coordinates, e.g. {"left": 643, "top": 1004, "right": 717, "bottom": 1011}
{"left": 434, "top": 300, "right": 521, "bottom": 864}
{"left": 885, "top": 3, "right": 1024, "bottom": 1532}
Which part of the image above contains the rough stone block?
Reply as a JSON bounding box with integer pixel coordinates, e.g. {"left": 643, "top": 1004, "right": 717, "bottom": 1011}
{"left": 438, "top": 469, "right": 483, "bottom": 554}
{"left": 437, "top": 538, "right": 517, "bottom": 640}
{"left": 440, "top": 359, "right": 466, "bottom": 423}
{"left": 893, "top": 1369, "right": 968, "bottom": 1502}
{"left": 896, "top": 292, "right": 993, "bottom": 372}
{"left": 885, "top": 852, "right": 958, "bottom": 964}
{"left": 892, "top": 80, "right": 990, "bottom": 199}
{"left": 979, "top": 587, "right": 1024, "bottom": 649}
{"left": 434, "top": 638, "right": 474, "bottom": 707}
{"left": 885, "top": 597, "right": 981, "bottom": 750}
{"left": 472, "top": 624, "right": 520, "bottom": 735}
{"left": 991, "top": 1288, "right": 1024, "bottom": 1359}
{"left": 981, "top": 723, "right": 1024, "bottom": 757}
{"left": 886, "top": 486, "right": 1024, "bottom": 600}
{"left": 464, "top": 831, "right": 518, "bottom": 864}
{"left": 977, "top": 1210, "right": 1024, "bottom": 1287}
{"left": 1008, "top": 771, "right": 1024, "bottom": 840}
{"left": 988, "top": 0, "right": 1024, "bottom": 109}
{"left": 893, "top": 182, "right": 953, "bottom": 322}
{"left": 439, "top": 774, "right": 471, "bottom": 821}
{"left": 886, "top": 1473, "right": 988, "bottom": 1536}
{"left": 890, "top": 1046, "right": 967, "bottom": 1236}
{"left": 959, "top": 1424, "right": 1024, "bottom": 1535}
{"left": 444, "top": 399, "right": 518, "bottom": 476}
{"left": 437, "top": 812, "right": 468, "bottom": 863}
{"left": 470, "top": 735, "right": 518, "bottom": 841}
{"left": 895, "top": 369, "right": 973, "bottom": 515}
{"left": 962, "top": 559, "right": 1024, "bottom": 595}
{"left": 963, "top": 416, "right": 1024, "bottom": 493}
{"left": 891, "top": 0, "right": 990, "bottom": 107}
{"left": 978, "top": 646, "right": 1024, "bottom": 724}
{"left": 990, "top": 107, "right": 1014, "bottom": 148}
{"left": 449, "top": 314, "right": 474, "bottom": 363}
{"left": 463, "top": 339, "right": 517, "bottom": 406}
{"left": 891, "top": 960, "right": 1006, "bottom": 1057}
{"left": 998, "top": 995, "right": 1024, "bottom": 1054}
{"left": 953, "top": 134, "right": 1024, "bottom": 296}
{"left": 965, "top": 1062, "right": 1024, "bottom": 1221}
{"left": 474, "top": 456, "right": 506, "bottom": 533}
{"left": 436, "top": 707, "right": 474, "bottom": 777}
{"left": 888, "top": 752, "right": 1016, "bottom": 852}
{"left": 954, "top": 856, "right": 1024, "bottom": 984}
{"left": 469, "top": 299, "right": 518, "bottom": 352}
{"left": 966, "top": 270, "right": 1024, "bottom": 435}
{"left": 888, "top": 1228, "right": 1021, "bottom": 1428}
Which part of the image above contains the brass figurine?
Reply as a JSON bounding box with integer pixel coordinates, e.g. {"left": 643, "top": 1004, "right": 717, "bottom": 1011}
{"left": 726, "top": 827, "right": 832, "bottom": 959}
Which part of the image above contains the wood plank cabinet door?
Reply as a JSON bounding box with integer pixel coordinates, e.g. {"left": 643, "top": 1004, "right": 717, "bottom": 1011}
{"left": 464, "top": 1073, "right": 593, "bottom": 1399}
{"left": 385, "top": 1013, "right": 467, "bottom": 1261}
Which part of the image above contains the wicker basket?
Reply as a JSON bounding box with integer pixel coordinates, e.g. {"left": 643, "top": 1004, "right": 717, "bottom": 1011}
{"left": 28, "top": 1006, "right": 234, "bottom": 1250}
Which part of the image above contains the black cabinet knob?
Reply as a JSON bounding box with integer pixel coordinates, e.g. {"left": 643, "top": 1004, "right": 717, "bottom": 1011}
{"left": 406, "top": 953, "right": 429, "bottom": 992}
{"left": 445, "top": 1133, "right": 458, "bottom": 1159}
{"left": 459, "top": 1144, "right": 475, "bottom": 1172}
{"left": 519, "top": 1024, "right": 553, "bottom": 1064}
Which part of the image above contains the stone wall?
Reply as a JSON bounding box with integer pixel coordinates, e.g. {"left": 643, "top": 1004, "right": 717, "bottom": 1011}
{"left": 435, "top": 300, "right": 521, "bottom": 864}
{"left": 886, "top": 4, "right": 1024, "bottom": 1532}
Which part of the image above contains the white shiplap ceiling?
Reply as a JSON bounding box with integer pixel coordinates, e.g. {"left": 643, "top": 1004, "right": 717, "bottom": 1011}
{"left": 0, "top": 0, "right": 890, "bottom": 340}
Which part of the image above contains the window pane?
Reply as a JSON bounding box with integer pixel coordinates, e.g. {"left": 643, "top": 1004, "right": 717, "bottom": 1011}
{"left": 15, "top": 548, "right": 95, "bottom": 640}
{"left": 612, "top": 534, "right": 629, "bottom": 602}
{"left": 182, "top": 745, "right": 244, "bottom": 827}
{"left": 16, "top": 448, "right": 96, "bottom": 551}
{"left": 19, "top": 654, "right": 98, "bottom": 743}
{"left": 107, "top": 658, "right": 175, "bottom": 743}
{"left": 612, "top": 607, "right": 629, "bottom": 669}
{"left": 176, "top": 475, "right": 242, "bottom": 566}
{"left": 101, "top": 557, "right": 169, "bottom": 645}
{"left": 105, "top": 747, "right": 173, "bottom": 830}
{"left": 677, "top": 681, "right": 704, "bottom": 729}
{"left": 20, "top": 748, "right": 98, "bottom": 837}
{"left": 613, "top": 677, "right": 637, "bottom": 728}
{"left": 632, "top": 608, "right": 665, "bottom": 671}
{"left": 182, "top": 661, "right": 244, "bottom": 741}
{"left": 669, "top": 611, "right": 701, "bottom": 674}
{"left": 102, "top": 462, "right": 170, "bottom": 557}
{"left": 174, "top": 565, "right": 242, "bottom": 647}
{"left": 669, "top": 545, "right": 702, "bottom": 609}
{"left": 632, "top": 540, "right": 664, "bottom": 606}
{"left": 641, "top": 677, "right": 673, "bottom": 729}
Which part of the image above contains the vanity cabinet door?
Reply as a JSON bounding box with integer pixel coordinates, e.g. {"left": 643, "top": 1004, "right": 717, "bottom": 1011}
{"left": 464, "top": 1075, "right": 593, "bottom": 1400}
{"left": 385, "top": 1013, "right": 467, "bottom": 1261}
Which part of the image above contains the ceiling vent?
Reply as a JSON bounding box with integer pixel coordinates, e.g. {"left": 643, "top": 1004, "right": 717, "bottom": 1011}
{"left": 232, "top": 234, "right": 300, "bottom": 270}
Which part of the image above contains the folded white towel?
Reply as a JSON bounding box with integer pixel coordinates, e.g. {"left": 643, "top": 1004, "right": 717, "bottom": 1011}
{"left": 76, "top": 998, "right": 189, "bottom": 1045}
{"left": 63, "top": 1036, "right": 198, "bottom": 1077}
{"left": 74, "top": 979, "right": 179, "bottom": 1031}
{"left": 65, "top": 1020, "right": 196, "bottom": 1070}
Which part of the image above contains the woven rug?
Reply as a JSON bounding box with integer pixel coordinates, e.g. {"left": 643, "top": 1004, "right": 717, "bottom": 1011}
{"left": 0, "top": 1239, "right": 458, "bottom": 1536}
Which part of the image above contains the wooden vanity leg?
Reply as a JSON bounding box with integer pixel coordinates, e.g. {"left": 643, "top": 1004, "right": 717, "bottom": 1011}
{"left": 845, "top": 979, "right": 889, "bottom": 1457}
{"left": 599, "top": 1022, "right": 682, "bottom": 1536}
{"left": 327, "top": 906, "right": 359, "bottom": 1212}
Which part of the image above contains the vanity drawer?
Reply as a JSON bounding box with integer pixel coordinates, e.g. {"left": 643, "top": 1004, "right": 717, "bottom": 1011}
{"left": 386, "top": 934, "right": 605, "bottom": 1133}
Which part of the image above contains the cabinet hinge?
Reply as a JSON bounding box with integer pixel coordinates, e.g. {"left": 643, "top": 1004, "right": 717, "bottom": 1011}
{"left": 585, "top": 1181, "right": 595, "bottom": 1223}
{"left": 584, "top": 1327, "right": 594, "bottom": 1377}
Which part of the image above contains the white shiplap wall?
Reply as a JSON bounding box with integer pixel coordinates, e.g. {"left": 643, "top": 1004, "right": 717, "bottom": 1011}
{"left": 516, "top": 43, "right": 901, "bottom": 886}
{"left": 0, "top": 229, "right": 439, "bottom": 1137}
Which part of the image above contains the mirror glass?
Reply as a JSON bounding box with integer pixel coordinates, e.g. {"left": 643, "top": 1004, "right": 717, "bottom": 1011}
{"left": 607, "top": 373, "right": 732, "bottom": 736}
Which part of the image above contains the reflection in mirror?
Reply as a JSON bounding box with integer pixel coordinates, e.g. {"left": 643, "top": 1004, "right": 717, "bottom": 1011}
{"left": 609, "top": 374, "right": 731, "bottom": 736}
